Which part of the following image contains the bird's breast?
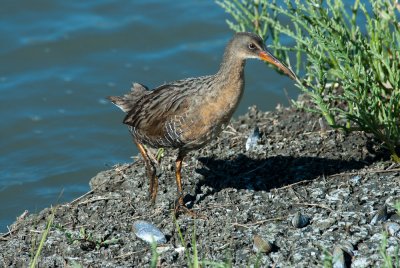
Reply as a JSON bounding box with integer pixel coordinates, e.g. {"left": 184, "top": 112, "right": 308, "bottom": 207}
{"left": 179, "top": 79, "right": 245, "bottom": 147}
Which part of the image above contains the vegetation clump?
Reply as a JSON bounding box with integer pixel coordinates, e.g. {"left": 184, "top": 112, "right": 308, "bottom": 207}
{"left": 218, "top": 0, "right": 400, "bottom": 161}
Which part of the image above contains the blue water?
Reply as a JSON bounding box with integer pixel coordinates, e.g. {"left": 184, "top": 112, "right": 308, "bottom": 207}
{"left": 0, "top": 1, "right": 297, "bottom": 231}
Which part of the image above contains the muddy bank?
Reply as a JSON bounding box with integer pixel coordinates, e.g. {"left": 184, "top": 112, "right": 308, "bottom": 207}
{"left": 1, "top": 98, "right": 399, "bottom": 267}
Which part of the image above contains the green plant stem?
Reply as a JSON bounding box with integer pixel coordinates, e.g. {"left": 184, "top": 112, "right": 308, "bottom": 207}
{"left": 218, "top": 0, "right": 400, "bottom": 161}
{"left": 30, "top": 209, "right": 55, "bottom": 268}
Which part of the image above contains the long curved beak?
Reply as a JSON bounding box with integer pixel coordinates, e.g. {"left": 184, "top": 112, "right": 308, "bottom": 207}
{"left": 259, "top": 50, "right": 297, "bottom": 80}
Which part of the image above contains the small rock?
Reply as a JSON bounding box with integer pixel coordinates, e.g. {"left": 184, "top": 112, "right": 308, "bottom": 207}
{"left": 310, "top": 188, "right": 325, "bottom": 199}
{"left": 315, "top": 217, "right": 336, "bottom": 231}
{"left": 389, "top": 213, "right": 400, "bottom": 222}
{"left": 89, "top": 170, "right": 112, "bottom": 190}
{"left": 133, "top": 220, "right": 166, "bottom": 244}
{"left": 156, "top": 245, "right": 171, "bottom": 254}
{"left": 253, "top": 234, "right": 273, "bottom": 254}
{"left": 383, "top": 222, "right": 400, "bottom": 237}
{"left": 175, "top": 246, "right": 185, "bottom": 254}
{"left": 352, "top": 257, "right": 370, "bottom": 268}
{"left": 350, "top": 175, "right": 361, "bottom": 186}
{"left": 80, "top": 240, "right": 96, "bottom": 251}
{"left": 291, "top": 212, "right": 310, "bottom": 228}
{"left": 370, "top": 205, "right": 388, "bottom": 225}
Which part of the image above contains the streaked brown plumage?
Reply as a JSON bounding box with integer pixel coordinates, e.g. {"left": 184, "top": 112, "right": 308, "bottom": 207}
{"left": 108, "top": 32, "right": 296, "bottom": 214}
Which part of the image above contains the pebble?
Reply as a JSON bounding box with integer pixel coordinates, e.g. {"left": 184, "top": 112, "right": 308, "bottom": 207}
{"left": 292, "top": 212, "right": 310, "bottom": 228}
{"left": 315, "top": 217, "right": 336, "bottom": 231}
{"left": 156, "top": 245, "right": 171, "bottom": 254}
{"left": 383, "top": 222, "right": 400, "bottom": 237}
{"left": 370, "top": 205, "right": 388, "bottom": 225}
{"left": 133, "top": 220, "right": 167, "bottom": 244}
{"left": 310, "top": 188, "right": 325, "bottom": 199}
{"left": 352, "top": 257, "right": 370, "bottom": 268}
{"left": 253, "top": 235, "right": 273, "bottom": 254}
{"left": 350, "top": 175, "right": 361, "bottom": 185}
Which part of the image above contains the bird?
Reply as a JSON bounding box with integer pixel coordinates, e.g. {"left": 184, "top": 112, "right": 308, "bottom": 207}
{"left": 108, "top": 32, "right": 296, "bottom": 215}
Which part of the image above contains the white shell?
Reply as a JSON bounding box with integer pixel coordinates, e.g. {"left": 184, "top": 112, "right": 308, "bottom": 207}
{"left": 246, "top": 126, "right": 260, "bottom": 151}
{"left": 133, "top": 220, "right": 166, "bottom": 244}
{"left": 340, "top": 241, "right": 354, "bottom": 257}
{"left": 332, "top": 246, "right": 346, "bottom": 268}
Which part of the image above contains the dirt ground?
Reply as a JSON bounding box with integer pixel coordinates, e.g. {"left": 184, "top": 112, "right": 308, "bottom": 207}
{"left": 1, "top": 97, "right": 399, "bottom": 267}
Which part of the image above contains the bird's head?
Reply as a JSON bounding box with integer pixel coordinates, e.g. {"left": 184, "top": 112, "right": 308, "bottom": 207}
{"left": 230, "top": 32, "right": 296, "bottom": 80}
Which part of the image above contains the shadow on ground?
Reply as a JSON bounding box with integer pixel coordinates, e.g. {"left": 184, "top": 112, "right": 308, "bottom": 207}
{"left": 194, "top": 154, "right": 373, "bottom": 199}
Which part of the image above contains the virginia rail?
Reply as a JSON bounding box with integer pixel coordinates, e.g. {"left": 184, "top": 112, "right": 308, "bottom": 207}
{"left": 108, "top": 32, "right": 296, "bottom": 214}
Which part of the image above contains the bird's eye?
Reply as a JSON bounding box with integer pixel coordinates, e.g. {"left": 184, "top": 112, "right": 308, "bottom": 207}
{"left": 248, "top": 43, "right": 256, "bottom": 50}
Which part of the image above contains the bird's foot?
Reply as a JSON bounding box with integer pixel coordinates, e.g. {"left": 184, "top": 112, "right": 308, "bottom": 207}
{"left": 173, "top": 196, "right": 205, "bottom": 219}
{"left": 174, "top": 202, "right": 196, "bottom": 217}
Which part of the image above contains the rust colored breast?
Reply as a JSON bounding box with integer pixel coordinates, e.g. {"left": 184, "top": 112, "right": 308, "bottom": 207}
{"left": 178, "top": 77, "right": 245, "bottom": 150}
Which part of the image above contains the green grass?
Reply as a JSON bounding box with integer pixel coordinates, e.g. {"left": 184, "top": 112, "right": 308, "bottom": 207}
{"left": 29, "top": 207, "right": 55, "bottom": 268}
{"left": 29, "top": 206, "right": 118, "bottom": 267}
{"left": 380, "top": 201, "right": 400, "bottom": 268}
{"left": 55, "top": 224, "right": 119, "bottom": 250}
{"left": 322, "top": 249, "right": 333, "bottom": 268}
{"left": 395, "top": 201, "right": 400, "bottom": 216}
{"left": 217, "top": 0, "right": 400, "bottom": 161}
{"left": 173, "top": 216, "right": 201, "bottom": 268}
{"left": 380, "top": 231, "right": 400, "bottom": 268}
{"left": 148, "top": 216, "right": 267, "bottom": 267}
{"left": 150, "top": 238, "right": 160, "bottom": 268}
{"left": 30, "top": 204, "right": 400, "bottom": 267}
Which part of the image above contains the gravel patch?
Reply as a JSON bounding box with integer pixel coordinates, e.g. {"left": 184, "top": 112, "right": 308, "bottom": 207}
{"left": 1, "top": 99, "right": 399, "bottom": 267}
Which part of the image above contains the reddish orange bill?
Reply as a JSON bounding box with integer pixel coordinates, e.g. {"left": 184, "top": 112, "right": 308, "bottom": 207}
{"left": 259, "top": 51, "right": 297, "bottom": 80}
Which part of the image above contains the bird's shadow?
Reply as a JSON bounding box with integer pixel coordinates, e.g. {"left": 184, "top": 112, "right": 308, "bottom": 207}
{"left": 192, "top": 153, "right": 377, "bottom": 203}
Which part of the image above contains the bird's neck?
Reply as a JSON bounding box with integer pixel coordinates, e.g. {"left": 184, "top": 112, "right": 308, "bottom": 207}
{"left": 213, "top": 50, "right": 246, "bottom": 103}
{"left": 198, "top": 51, "right": 246, "bottom": 126}
{"left": 216, "top": 51, "right": 246, "bottom": 82}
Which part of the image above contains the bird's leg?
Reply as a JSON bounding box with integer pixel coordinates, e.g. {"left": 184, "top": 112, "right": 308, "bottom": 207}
{"left": 175, "top": 152, "right": 185, "bottom": 207}
{"left": 134, "top": 140, "right": 158, "bottom": 205}
{"left": 174, "top": 152, "right": 197, "bottom": 217}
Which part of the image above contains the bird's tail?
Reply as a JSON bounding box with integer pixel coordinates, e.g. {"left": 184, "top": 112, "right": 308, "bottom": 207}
{"left": 107, "top": 82, "right": 149, "bottom": 113}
